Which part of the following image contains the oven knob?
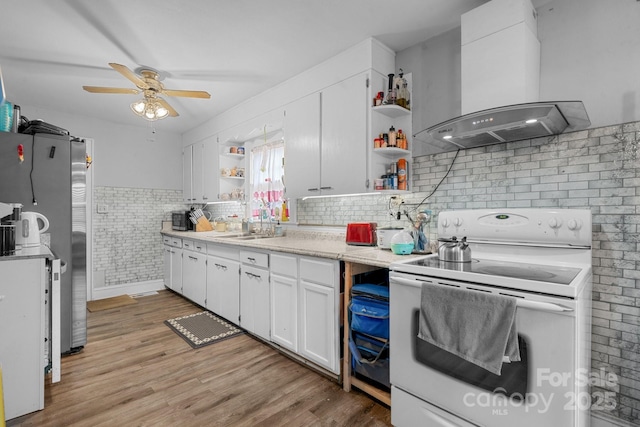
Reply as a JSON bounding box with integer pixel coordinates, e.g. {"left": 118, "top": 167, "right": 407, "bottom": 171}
{"left": 568, "top": 219, "right": 582, "bottom": 231}
{"left": 453, "top": 217, "right": 463, "bottom": 227}
{"left": 441, "top": 218, "right": 450, "bottom": 229}
{"left": 548, "top": 217, "right": 563, "bottom": 229}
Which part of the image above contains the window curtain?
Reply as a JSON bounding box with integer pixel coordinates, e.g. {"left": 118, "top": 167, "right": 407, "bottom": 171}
{"left": 250, "top": 136, "right": 284, "bottom": 219}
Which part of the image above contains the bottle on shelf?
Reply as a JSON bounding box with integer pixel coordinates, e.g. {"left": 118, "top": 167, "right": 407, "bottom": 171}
{"left": 385, "top": 73, "right": 396, "bottom": 105}
{"left": 390, "top": 162, "right": 398, "bottom": 190}
{"left": 397, "top": 82, "right": 410, "bottom": 110}
{"left": 397, "top": 129, "right": 404, "bottom": 150}
{"left": 388, "top": 126, "right": 397, "bottom": 147}
{"left": 398, "top": 158, "right": 407, "bottom": 191}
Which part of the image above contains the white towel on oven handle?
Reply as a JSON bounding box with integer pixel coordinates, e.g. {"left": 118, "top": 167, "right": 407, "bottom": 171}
{"left": 418, "top": 282, "right": 520, "bottom": 376}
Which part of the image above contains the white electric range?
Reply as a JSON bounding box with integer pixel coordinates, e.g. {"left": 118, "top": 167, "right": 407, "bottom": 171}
{"left": 389, "top": 209, "right": 593, "bottom": 427}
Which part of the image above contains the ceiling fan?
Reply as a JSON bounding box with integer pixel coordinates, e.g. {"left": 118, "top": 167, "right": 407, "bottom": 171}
{"left": 82, "top": 63, "right": 211, "bottom": 120}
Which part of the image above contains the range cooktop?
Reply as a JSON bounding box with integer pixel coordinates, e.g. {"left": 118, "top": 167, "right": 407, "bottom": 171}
{"left": 402, "top": 256, "right": 582, "bottom": 285}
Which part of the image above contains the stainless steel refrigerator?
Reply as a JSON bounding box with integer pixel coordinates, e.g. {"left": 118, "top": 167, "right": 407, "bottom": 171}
{"left": 0, "top": 131, "right": 87, "bottom": 353}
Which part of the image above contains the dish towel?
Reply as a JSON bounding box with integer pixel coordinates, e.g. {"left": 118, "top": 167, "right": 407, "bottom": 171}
{"left": 418, "top": 282, "right": 520, "bottom": 375}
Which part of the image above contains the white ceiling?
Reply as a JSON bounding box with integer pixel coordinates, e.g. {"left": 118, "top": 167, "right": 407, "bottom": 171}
{"left": 0, "top": 0, "right": 499, "bottom": 135}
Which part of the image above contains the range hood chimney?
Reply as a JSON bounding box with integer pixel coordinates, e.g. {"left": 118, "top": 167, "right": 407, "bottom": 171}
{"left": 427, "top": 0, "right": 590, "bottom": 150}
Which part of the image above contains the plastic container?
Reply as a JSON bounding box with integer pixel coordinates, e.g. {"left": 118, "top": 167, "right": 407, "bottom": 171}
{"left": 390, "top": 230, "right": 414, "bottom": 255}
{"left": 0, "top": 101, "right": 13, "bottom": 132}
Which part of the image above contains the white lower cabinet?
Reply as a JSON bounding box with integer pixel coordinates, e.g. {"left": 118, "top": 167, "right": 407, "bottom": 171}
{"left": 206, "top": 244, "right": 241, "bottom": 324}
{"left": 270, "top": 253, "right": 298, "bottom": 352}
{"left": 160, "top": 236, "right": 340, "bottom": 375}
{"left": 298, "top": 257, "right": 339, "bottom": 374}
{"left": 270, "top": 253, "right": 340, "bottom": 374}
{"left": 163, "top": 243, "right": 172, "bottom": 287}
{"left": 163, "top": 236, "right": 183, "bottom": 293}
{"left": 0, "top": 258, "right": 46, "bottom": 420}
{"left": 182, "top": 239, "right": 207, "bottom": 306}
{"left": 240, "top": 250, "right": 270, "bottom": 341}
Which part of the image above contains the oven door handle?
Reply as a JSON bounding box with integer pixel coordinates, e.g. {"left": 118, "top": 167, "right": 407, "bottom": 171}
{"left": 391, "top": 276, "right": 574, "bottom": 312}
{"left": 516, "top": 299, "right": 574, "bottom": 312}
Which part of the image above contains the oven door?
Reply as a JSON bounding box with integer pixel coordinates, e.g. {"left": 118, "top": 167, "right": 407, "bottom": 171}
{"left": 390, "top": 272, "right": 585, "bottom": 427}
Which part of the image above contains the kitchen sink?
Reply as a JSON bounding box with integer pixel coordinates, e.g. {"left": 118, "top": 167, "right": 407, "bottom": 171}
{"left": 233, "top": 234, "right": 276, "bottom": 240}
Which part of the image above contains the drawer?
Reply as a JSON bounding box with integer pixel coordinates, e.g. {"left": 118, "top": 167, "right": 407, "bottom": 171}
{"left": 191, "top": 240, "right": 206, "bottom": 253}
{"left": 207, "top": 243, "right": 240, "bottom": 260}
{"left": 165, "top": 236, "right": 182, "bottom": 248}
{"left": 182, "top": 239, "right": 197, "bottom": 251}
{"left": 270, "top": 253, "right": 297, "bottom": 277}
{"left": 182, "top": 239, "right": 206, "bottom": 253}
{"left": 300, "top": 257, "right": 335, "bottom": 287}
{"left": 240, "top": 250, "right": 269, "bottom": 269}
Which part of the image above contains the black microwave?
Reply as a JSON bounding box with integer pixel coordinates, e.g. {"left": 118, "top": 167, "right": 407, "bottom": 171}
{"left": 172, "top": 211, "right": 194, "bottom": 231}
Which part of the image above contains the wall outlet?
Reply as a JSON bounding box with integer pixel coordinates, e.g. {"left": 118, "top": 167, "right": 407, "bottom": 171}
{"left": 97, "top": 204, "right": 109, "bottom": 214}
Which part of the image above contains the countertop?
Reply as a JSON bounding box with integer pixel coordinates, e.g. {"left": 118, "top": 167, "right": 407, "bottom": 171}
{"left": 0, "top": 244, "right": 54, "bottom": 261}
{"left": 161, "top": 225, "right": 426, "bottom": 268}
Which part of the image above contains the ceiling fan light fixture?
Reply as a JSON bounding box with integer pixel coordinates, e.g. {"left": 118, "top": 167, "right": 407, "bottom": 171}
{"left": 130, "top": 98, "right": 169, "bottom": 121}
{"left": 131, "top": 100, "right": 146, "bottom": 115}
{"left": 155, "top": 106, "right": 169, "bottom": 119}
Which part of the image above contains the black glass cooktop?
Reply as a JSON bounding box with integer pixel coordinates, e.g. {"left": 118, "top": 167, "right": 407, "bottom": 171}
{"left": 405, "top": 256, "right": 582, "bottom": 285}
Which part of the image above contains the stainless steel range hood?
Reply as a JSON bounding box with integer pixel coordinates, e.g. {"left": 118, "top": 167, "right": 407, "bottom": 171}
{"left": 426, "top": 101, "right": 590, "bottom": 150}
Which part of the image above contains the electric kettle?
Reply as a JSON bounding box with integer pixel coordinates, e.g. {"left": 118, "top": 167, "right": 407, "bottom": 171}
{"left": 16, "top": 211, "right": 49, "bottom": 248}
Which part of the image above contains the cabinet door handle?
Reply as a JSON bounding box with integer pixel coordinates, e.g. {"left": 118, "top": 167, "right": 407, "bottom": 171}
{"left": 188, "top": 255, "right": 198, "bottom": 261}
{"left": 320, "top": 186, "right": 333, "bottom": 190}
{"left": 215, "top": 263, "right": 227, "bottom": 271}
{"left": 307, "top": 187, "right": 319, "bottom": 192}
{"left": 245, "top": 271, "right": 262, "bottom": 280}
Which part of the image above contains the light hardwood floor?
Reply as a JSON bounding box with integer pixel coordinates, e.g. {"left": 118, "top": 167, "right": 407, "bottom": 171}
{"left": 6, "top": 290, "right": 391, "bottom": 427}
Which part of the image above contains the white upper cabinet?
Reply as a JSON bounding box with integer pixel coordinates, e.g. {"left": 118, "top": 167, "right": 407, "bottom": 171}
{"left": 284, "top": 72, "right": 369, "bottom": 199}
{"left": 183, "top": 135, "right": 218, "bottom": 204}
{"left": 320, "top": 72, "right": 369, "bottom": 196}
{"left": 182, "top": 145, "right": 193, "bottom": 203}
{"left": 283, "top": 93, "right": 321, "bottom": 199}
{"left": 183, "top": 38, "right": 402, "bottom": 200}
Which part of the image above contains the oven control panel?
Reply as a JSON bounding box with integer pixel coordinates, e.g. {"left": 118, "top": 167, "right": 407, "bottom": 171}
{"left": 437, "top": 209, "right": 591, "bottom": 246}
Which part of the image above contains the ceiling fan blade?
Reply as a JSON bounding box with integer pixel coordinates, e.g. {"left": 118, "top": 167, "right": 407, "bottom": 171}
{"left": 163, "top": 89, "right": 211, "bottom": 99}
{"left": 157, "top": 97, "right": 179, "bottom": 117}
{"left": 109, "top": 63, "right": 148, "bottom": 89}
{"left": 83, "top": 86, "right": 140, "bottom": 94}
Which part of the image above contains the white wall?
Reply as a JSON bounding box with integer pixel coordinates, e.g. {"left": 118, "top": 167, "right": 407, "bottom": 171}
{"left": 401, "top": 0, "right": 640, "bottom": 156}
{"left": 19, "top": 105, "right": 182, "bottom": 189}
{"left": 537, "top": 0, "right": 640, "bottom": 126}
{"left": 183, "top": 38, "right": 394, "bottom": 146}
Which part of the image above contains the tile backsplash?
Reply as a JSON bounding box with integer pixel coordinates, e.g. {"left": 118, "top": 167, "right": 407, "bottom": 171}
{"left": 93, "top": 187, "right": 184, "bottom": 287}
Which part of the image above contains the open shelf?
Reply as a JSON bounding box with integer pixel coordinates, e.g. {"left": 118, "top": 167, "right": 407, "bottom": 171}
{"left": 373, "top": 104, "right": 411, "bottom": 118}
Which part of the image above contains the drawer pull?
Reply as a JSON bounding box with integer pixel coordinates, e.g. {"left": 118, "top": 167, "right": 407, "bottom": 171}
{"left": 215, "top": 263, "right": 228, "bottom": 271}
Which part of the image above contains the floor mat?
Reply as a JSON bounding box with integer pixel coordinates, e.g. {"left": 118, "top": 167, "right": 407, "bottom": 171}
{"left": 164, "top": 311, "right": 244, "bottom": 349}
{"left": 87, "top": 295, "right": 138, "bottom": 312}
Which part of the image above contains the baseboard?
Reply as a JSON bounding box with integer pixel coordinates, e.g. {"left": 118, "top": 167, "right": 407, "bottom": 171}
{"left": 592, "top": 411, "right": 636, "bottom": 427}
{"left": 90, "top": 279, "right": 165, "bottom": 300}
